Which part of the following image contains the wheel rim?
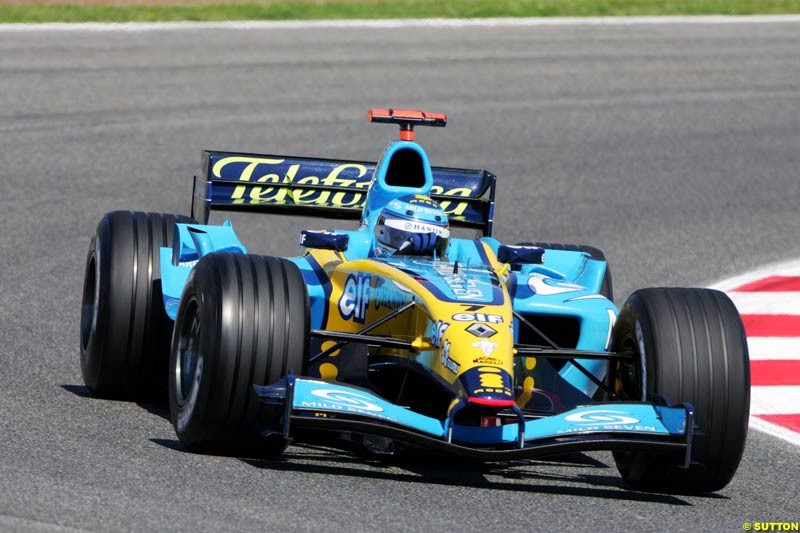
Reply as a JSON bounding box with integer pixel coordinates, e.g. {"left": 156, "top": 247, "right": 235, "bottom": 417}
{"left": 613, "top": 336, "right": 644, "bottom": 401}
{"left": 175, "top": 298, "right": 203, "bottom": 407}
{"left": 80, "top": 254, "right": 98, "bottom": 352}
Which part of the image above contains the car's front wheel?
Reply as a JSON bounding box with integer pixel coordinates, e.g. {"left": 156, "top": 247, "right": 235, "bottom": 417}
{"left": 169, "top": 253, "right": 309, "bottom": 457}
{"left": 610, "top": 287, "right": 750, "bottom": 493}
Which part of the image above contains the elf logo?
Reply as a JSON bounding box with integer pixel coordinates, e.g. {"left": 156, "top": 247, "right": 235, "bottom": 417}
{"left": 430, "top": 320, "right": 450, "bottom": 348}
{"left": 338, "top": 273, "right": 371, "bottom": 323}
{"left": 451, "top": 312, "right": 504, "bottom": 324}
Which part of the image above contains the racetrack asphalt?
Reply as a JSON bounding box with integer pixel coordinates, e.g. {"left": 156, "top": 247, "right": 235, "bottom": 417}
{"left": 1, "top": 19, "right": 799, "bottom": 532}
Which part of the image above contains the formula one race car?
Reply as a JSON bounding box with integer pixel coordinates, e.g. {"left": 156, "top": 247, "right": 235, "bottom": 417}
{"left": 80, "top": 109, "right": 750, "bottom": 493}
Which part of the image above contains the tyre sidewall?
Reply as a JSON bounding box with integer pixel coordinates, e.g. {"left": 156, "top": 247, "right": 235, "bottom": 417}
{"left": 80, "top": 211, "right": 195, "bottom": 399}
{"left": 80, "top": 232, "right": 109, "bottom": 389}
{"left": 80, "top": 215, "right": 123, "bottom": 393}
{"left": 169, "top": 260, "right": 223, "bottom": 446}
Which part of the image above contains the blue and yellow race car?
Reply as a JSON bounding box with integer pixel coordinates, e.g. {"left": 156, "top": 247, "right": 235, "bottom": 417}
{"left": 80, "top": 109, "right": 750, "bottom": 493}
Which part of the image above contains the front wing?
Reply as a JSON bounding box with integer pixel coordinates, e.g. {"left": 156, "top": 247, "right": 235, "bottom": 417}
{"left": 255, "top": 375, "right": 694, "bottom": 462}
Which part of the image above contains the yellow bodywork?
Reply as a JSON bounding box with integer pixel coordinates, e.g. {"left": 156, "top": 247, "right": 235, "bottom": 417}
{"left": 307, "top": 243, "right": 515, "bottom": 395}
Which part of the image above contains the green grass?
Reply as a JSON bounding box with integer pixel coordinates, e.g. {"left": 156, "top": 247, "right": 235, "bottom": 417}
{"left": 2, "top": 0, "right": 800, "bottom": 23}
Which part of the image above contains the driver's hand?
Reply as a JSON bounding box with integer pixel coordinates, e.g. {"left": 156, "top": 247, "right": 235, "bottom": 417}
{"left": 398, "top": 232, "right": 438, "bottom": 254}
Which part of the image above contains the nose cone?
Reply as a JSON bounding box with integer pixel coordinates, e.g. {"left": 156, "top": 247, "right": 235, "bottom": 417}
{"left": 459, "top": 366, "right": 515, "bottom": 407}
{"left": 431, "top": 301, "right": 515, "bottom": 403}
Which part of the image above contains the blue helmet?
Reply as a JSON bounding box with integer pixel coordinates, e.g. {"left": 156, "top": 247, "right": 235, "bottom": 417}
{"left": 374, "top": 195, "right": 450, "bottom": 257}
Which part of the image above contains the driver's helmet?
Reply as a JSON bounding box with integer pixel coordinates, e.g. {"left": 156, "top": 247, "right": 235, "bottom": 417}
{"left": 374, "top": 195, "right": 450, "bottom": 257}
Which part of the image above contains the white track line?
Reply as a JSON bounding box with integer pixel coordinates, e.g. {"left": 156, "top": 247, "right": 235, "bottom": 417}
{"left": 2, "top": 15, "right": 800, "bottom": 33}
{"left": 727, "top": 292, "right": 800, "bottom": 315}
{"left": 749, "top": 417, "right": 800, "bottom": 448}
{"left": 748, "top": 337, "right": 800, "bottom": 361}
{"left": 749, "top": 386, "right": 800, "bottom": 416}
{"left": 709, "top": 259, "right": 800, "bottom": 292}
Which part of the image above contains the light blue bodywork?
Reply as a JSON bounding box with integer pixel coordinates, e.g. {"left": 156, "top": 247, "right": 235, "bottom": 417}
{"left": 161, "top": 220, "right": 247, "bottom": 319}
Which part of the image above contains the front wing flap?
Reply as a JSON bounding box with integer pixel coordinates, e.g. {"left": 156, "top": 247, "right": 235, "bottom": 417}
{"left": 254, "top": 376, "right": 693, "bottom": 462}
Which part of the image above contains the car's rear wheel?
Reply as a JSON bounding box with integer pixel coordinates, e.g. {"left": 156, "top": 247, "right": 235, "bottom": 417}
{"left": 517, "top": 242, "right": 612, "bottom": 301}
{"left": 169, "top": 253, "right": 309, "bottom": 457}
{"left": 609, "top": 287, "right": 750, "bottom": 493}
{"left": 80, "top": 210, "right": 194, "bottom": 400}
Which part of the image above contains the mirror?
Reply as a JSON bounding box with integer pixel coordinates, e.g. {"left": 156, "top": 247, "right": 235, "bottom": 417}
{"left": 497, "top": 244, "right": 544, "bottom": 264}
{"left": 299, "top": 230, "right": 349, "bottom": 252}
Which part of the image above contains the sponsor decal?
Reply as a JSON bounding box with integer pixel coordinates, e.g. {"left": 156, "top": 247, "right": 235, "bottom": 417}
{"left": 452, "top": 312, "right": 504, "bottom": 323}
{"left": 371, "top": 277, "right": 408, "bottom": 311}
{"left": 214, "top": 156, "right": 474, "bottom": 217}
{"left": 410, "top": 194, "right": 440, "bottom": 206}
{"left": 471, "top": 339, "right": 497, "bottom": 356}
{"left": 219, "top": 157, "right": 370, "bottom": 207}
{"left": 430, "top": 320, "right": 450, "bottom": 349}
{"left": 299, "top": 230, "right": 349, "bottom": 250}
{"left": 472, "top": 356, "right": 503, "bottom": 365}
{"left": 479, "top": 373, "right": 504, "bottom": 388}
{"left": 557, "top": 410, "right": 658, "bottom": 434}
{"left": 338, "top": 273, "right": 371, "bottom": 323}
{"left": 430, "top": 265, "right": 485, "bottom": 301}
{"left": 468, "top": 367, "right": 512, "bottom": 395}
{"left": 445, "top": 274, "right": 483, "bottom": 300}
{"left": 300, "top": 230, "right": 318, "bottom": 245}
{"left": 308, "top": 389, "right": 383, "bottom": 412}
{"left": 388, "top": 198, "right": 442, "bottom": 217}
{"left": 527, "top": 273, "right": 585, "bottom": 296}
{"left": 178, "top": 259, "right": 199, "bottom": 268}
{"left": 440, "top": 340, "right": 460, "bottom": 375}
{"left": 384, "top": 218, "right": 449, "bottom": 238}
{"left": 564, "top": 410, "right": 640, "bottom": 425}
{"left": 466, "top": 323, "right": 496, "bottom": 338}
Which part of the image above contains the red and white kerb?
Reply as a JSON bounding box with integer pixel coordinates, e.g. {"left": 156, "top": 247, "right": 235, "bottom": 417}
{"left": 711, "top": 259, "right": 800, "bottom": 447}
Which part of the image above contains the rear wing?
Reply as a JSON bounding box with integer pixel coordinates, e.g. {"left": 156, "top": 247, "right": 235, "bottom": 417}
{"left": 191, "top": 151, "right": 497, "bottom": 236}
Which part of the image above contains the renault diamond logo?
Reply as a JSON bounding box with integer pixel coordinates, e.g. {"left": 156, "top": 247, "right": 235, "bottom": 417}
{"left": 466, "top": 323, "right": 496, "bottom": 338}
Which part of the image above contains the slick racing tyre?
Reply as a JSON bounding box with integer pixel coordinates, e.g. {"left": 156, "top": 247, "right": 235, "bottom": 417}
{"left": 609, "top": 288, "right": 750, "bottom": 493}
{"left": 517, "top": 242, "right": 612, "bottom": 301}
{"left": 169, "top": 253, "right": 309, "bottom": 457}
{"left": 81, "top": 211, "right": 195, "bottom": 400}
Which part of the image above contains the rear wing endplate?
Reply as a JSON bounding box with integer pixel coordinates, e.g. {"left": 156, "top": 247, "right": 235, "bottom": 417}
{"left": 191, "top": 151, "right": 497, "bottom": 236}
